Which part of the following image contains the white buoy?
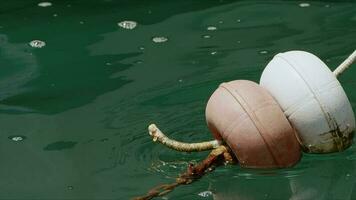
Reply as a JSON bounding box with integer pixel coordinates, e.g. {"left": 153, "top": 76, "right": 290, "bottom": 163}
{"left": 260, "top": 50, "right": 355, "bottom": 153}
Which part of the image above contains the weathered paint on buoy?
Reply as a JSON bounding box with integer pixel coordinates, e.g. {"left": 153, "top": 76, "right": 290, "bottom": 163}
{"left": 260, "top": 51, "right": 355, "bottom": 153}
{"left": 206, "top": 80, "right": 301, "bottom": 168}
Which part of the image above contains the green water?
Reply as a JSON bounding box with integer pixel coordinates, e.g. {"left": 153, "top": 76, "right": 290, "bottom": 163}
{"left": 0, "top": 0, "right": 355, "bottom": 199}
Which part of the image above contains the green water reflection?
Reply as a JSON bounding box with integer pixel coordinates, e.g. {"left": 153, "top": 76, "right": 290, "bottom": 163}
{"left": 0, "top": 0, "right": 355, "bottom": 199}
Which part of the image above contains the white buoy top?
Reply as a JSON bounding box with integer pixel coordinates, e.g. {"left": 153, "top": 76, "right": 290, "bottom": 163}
{"left": 260, "top": 51, "right": 355, "bottom": 153}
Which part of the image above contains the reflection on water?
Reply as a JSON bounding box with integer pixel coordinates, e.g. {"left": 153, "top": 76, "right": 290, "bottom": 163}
{"left": 212, "top": 152, "right": 356, "bottom": 200}
{"left": 0, "top": 34, "right": 39, "bottom": 110}
{"left": 0, "top": 0, "right": 355, "bottom": 199}
{"left": 43, "top": 141, "right": 78, "bottom": 151}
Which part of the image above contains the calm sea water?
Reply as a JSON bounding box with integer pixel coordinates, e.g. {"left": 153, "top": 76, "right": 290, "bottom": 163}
{"left": 0, "top": 0, "right": 355, "bottom": 199}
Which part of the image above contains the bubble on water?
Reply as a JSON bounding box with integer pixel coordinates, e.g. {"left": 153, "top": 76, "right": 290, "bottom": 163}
{"left": 259, "top": 50, "right": 268, "bottom": 54}
{"left": 79, "top": 21, "right": 84, "bottom": 24}
{"left": 135, "top": 60, "right": 143, "bottom": 64}
{"left": 67, "top": 186, "right": 74, "bottom": 190}
{"left": 210, "top": 51, "right": 217, "bottom": 55}
{"left": 29, "top": 40, "right": 46, "bottom": 48}
{"left": 218, "top": 20, "right": 224, "bottom": 24}
{"left": 202, "top": 35, "right": 211, "bottom": 39}
{"left": 12, "top": 137, "right": 24, "bottom": 142}
{"left": 236, "top": 19, "right": 241, "bottom": 23}
{"left": 117, "top": 20, "right": 137, "bottom": 30}
{"left": 207, "top": 26, "right": 217, "bottom": 31}
{"left": 299, "top": 3, "right": 310, "bottom": 7}
{"left": 106, "top": 62, "right": 112, "bottom": 66}
{"left": 38, "top": 2, "right": 52, "bottom": 7}
{"left": 152, "top": 36, "right": 168, "bottom": 43}
{"left": 139, "top": 46, "right": 145, "bottom": 50}
{"left": 325, "top": 4, "right": 330, "bottom": 8}
{"left": 178, "top": 79, "right": 183, "bottom": 83}
{"left": 198, "top": 191, "right": 213, "bottom": 197}
{"left": 9, "top": 135, "right": 26, "bottom": 142}
{"left": 53, "top": 13, "right": 58, "bottom": 17}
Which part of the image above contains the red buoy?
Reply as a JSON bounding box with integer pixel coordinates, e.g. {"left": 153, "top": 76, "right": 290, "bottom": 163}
{"left": 206, "top": 80, "right": 301, "bottom": 168}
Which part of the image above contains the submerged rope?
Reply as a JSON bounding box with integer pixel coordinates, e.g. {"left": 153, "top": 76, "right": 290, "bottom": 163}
{"left": 333, "top": 50, "right": 356, "bottom": 77}
{"left": 133, "top": 145, "right": 234, "bottom": 200}
{"left": 148, "top": 124, "right": 222, "bottom": 152}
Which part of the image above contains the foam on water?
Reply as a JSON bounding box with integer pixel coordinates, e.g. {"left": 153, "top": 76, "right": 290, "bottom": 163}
{"left": 38, "top": 2, "right": 52, "bottom": 7}
{"left": 29, "top": 40, "right": 46, "bottom": 48}
{"left": 206, "top": 26, "right": 217, "bottom": 31}
{"left": 198, "top": 191, "right": 213, "bottom": 197}
{"left": 117, "top": 20, "right": 137, "bottom": 30}
{"left": 9, "top": 135, "right": 26, "bottom": 142}
{"left": 152, "top": 36, "right": 168, "bottom": 43}
{"left": 299, "top": 3, "right": 310, "bottom": 8}
{"left": 259, "top": 50, "right": 268, "bottom": 54}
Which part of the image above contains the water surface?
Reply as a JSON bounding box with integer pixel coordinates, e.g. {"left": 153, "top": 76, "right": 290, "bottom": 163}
{"left": 0, "top": 0, "right": 356, "bottom": 199}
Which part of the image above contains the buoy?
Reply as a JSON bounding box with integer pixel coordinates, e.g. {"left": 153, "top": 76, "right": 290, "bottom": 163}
{"left": 260, "top": 51, "right": 356, "bottom": 153}
{"left": 205, "top": 80, "right": 301, "bottom": 168}
{"left": 137, "top": 51, "right": 355, "bottom": 200}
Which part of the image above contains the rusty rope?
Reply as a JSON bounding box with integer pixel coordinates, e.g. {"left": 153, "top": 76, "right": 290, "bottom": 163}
{"left": 133, "top": 145, "right": 235, "bottom": 200}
